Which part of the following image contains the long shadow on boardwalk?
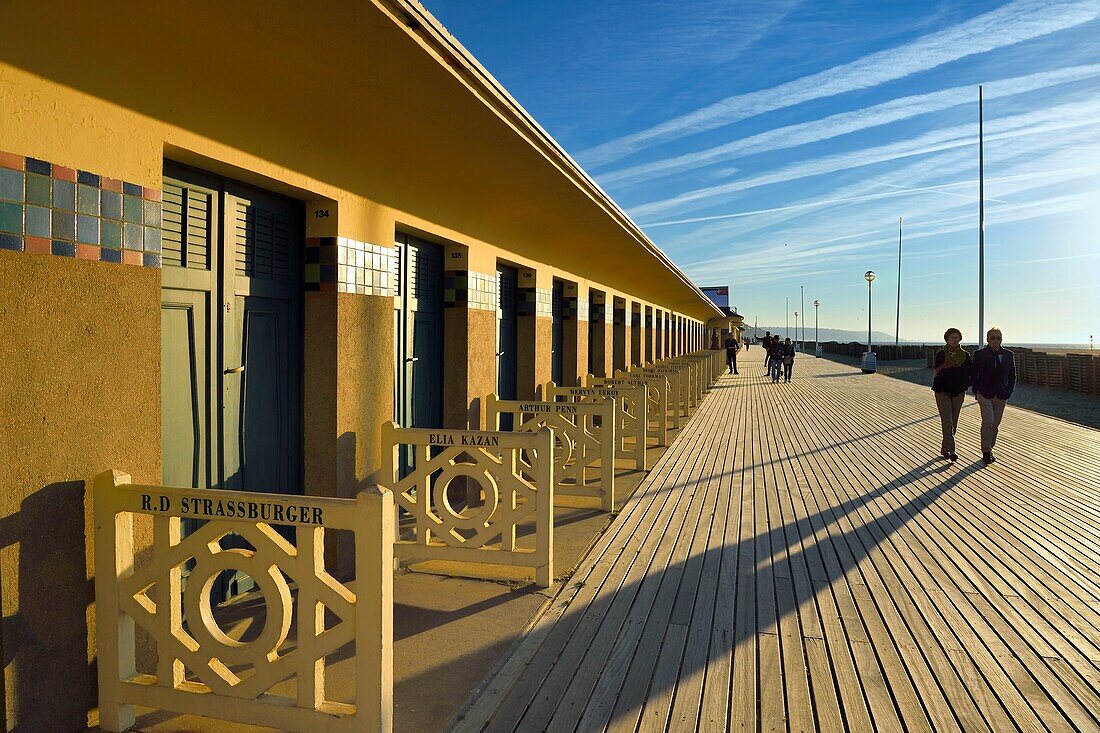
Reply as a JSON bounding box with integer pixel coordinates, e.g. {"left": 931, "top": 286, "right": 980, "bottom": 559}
{"left": 440, "top": 457, "right": 984, "bottom": 732}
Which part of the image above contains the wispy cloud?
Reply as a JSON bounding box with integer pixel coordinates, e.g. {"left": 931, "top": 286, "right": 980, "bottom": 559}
{"left": 630, "top": 97, "right": 1100, "bottom": 221}
{"left": 599, "top": 63, "right": 1100, "bottom": 188}
{"left": 579, "top": 0, "right": 1100, "bottom": 167}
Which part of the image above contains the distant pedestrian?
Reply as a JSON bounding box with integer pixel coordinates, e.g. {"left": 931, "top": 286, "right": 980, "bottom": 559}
{"left": 932, "top": 327, "right": 971, "bottom": 461}
{"left": 782, "top": 337, "right": 796, "bottom": 382}
{"left": 762, "top": 331, "right": 772, "bottom": 366}
{"left": 724, "top": 333, "right": 740, "bottom": 374}
{"left": 768, "top": 336, "right": 783, "bottom": 382}
{"left": 971, "top": 327, "right": 1015, "bottom": 465}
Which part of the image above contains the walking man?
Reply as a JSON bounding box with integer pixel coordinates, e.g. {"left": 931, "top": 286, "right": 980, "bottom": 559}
{"left": 971, "top": 327, "right": 1015, "bottom": 465}
{"left": 762, "top": 331, "right": 772, "bottom": 366}
{"left": 782, "top": 337, "right": 796, "bottom": 382}
{"left": 769, "top": 335, "right": 783, "bottom": 383}
{"left": 724, "top": 333, "right": 740, "bottom": 374}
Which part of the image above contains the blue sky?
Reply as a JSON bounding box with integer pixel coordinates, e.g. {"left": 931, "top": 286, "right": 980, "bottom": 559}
{"left": 422, "top": 0, "right": 1100, "bottom": 344}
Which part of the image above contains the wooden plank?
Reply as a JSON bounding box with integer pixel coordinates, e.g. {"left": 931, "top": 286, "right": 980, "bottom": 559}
{"left": 447, "top": 355, "right": 1100, "bottom": 733}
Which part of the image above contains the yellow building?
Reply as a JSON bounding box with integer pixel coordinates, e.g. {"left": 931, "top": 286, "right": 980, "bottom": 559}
{"left": 0, "top": 1, "right": 722, "bottom": 728}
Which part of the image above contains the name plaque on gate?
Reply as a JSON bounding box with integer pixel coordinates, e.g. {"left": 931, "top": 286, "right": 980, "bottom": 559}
{"left": 518, "top": 403, "right": 580, "bottom": 414}
{"left": 562, "top": 387, "right": 625, "bottom": 397}
{"left": 137, "top": 492, "right": 327, "bottom": 526}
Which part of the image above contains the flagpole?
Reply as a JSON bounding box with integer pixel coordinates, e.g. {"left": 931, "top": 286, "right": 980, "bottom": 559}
{"left": 979, "top": 85, "right": 985, "bottom": 344}
{"left": 895, "top": 216, "right": 902, "bottom": 350}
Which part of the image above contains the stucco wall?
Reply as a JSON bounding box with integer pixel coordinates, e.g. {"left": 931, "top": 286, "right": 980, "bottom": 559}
{"left": 0, "top": 250, "right": 161, "bottom": 731}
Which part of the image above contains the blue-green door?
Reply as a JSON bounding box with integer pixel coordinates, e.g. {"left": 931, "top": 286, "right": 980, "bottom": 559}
{"left": 160, "top": 163, "right": 303, "bottom": 601}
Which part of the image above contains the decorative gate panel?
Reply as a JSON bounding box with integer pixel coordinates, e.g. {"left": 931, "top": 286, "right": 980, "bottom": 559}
{"left": 486, "top": 395, "right": 616, "bottom": 512}
{"left": 94, "top": 470, "right": 393, "bottom": 733}
{"left": 380, "top": 424, "right": 555, "bottom": 588}
{"left": 544, "top": 383, "right": 647, "bottom": 471}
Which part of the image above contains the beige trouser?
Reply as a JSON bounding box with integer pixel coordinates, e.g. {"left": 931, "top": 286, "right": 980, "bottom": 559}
{"left": 975, "top": 393, "right": 1007, "bottom": 453}
{"left": 934, "top": 392, "right": 964, "bottom": 453}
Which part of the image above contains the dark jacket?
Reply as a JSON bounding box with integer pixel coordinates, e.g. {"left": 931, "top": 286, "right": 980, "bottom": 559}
{"left": 724, "top": 337, "right": 739, "bottom": 356}
{"left": 782, "top": 344, "right": 795, "bottom": 364}
{"left": 971, "top": 347, "right": 1015, "bottom": 399}
{"left": 931, "top": 349, "right": 972, "bottom": 396}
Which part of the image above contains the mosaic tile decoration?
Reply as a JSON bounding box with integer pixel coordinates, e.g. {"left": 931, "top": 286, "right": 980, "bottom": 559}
{"left": 304, "top": 236, "right": 395, "bottom": 295}
{"left": 589, "top": 302, "right": 611, "bottom": 324}
{"left": 518, "top": 287, "right": 553, "bottom": 318}
{"left": 444, "top": 269, "right": 496, "bottom": 310}
{"left": 0, "top": 149, "right": 162, "bottom": 267}
{"left": 563, "top": 295, "right": 579, "bottom": 320}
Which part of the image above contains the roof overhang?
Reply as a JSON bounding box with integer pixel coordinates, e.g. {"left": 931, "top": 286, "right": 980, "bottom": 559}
{"left": 0, "top": 0, "right": 722, "bottom": 320}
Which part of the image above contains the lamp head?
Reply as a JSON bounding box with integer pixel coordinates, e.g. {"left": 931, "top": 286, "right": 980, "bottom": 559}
{"left": 813, "top": 299, "right": 820, "bottom": 307}
{"left": 864, "top": 270, "right": 876, "bottom": 283}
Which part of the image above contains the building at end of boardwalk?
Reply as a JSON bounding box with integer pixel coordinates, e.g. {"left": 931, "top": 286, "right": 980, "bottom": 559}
{"left": 0, "top": 2, "right": 728, "bottom": 729}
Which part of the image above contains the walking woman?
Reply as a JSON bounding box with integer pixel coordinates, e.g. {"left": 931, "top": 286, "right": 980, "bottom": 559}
{"left": 782, "top": 337, "right": 796, "bottom": 382}
{"left": 769, "top": 335, "right": 783, "bottom": 382}
{"left": 971, "top": 327, "right": 1015, "bottom": 464}
{"left": 932, "top": 327, "right": 971, "bottom": 461}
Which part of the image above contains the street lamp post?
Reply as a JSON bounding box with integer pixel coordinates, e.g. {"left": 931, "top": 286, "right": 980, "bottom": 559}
{"left": 814, "top": 299, "right": 821, "bottom": 357}
{"left": 800, "top": 285, "right": 805, "bottom": 352}
{"left": 861, "top": 271, "right": 877, "bottom": 373}
{"left": 794, "top": 311, "right": 799, "bottom": 351}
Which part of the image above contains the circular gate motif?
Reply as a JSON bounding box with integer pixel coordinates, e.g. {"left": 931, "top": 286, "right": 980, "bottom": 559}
{"left": 432, "top": 463, "right": 498, "bottom": 532}
{"left": 183, "top": 548, "right": 292, "bottom": 665}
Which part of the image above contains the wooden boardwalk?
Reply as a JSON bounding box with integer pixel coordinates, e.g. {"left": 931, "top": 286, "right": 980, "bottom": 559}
{"left": 449, "top": 354, "right": 1100, "bottom": 733}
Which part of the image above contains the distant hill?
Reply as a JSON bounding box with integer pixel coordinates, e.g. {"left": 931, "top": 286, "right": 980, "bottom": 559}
{"left": 744, "top": 326, "right": 922, "bottom": 344}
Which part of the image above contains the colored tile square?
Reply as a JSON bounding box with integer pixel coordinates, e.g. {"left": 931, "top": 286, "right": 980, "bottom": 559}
{"left": 51, "top": 240, "right": 76, "bottom": 257}
{"left": 25, "top": 158, "right": 51, "bottom": 175}
{"left": 77, "top": 184, "right": 100, "bottom": 215}
{"left": 51, "top": 212, "right": 75, "bottom": 240}
{"left": 25, "top": 205, "right": 50, "bottom": 238}
{"left": 305, "top": 246, "right": 320, "bottom": 264}
{"left": 122, "top": 182, "right": 143, "bottom": 197}
{"left": 77, "top": 214, "right": 100, "bottom": 244}
{"left": 52, "top": 165, "right": 77, "bottom": 182}
{"left": 319, "top": 264, "right": 336, "bottom": 282}
{"left": 142, "top": 252, "right": 161, "bottom": 268}
{"left": 100, "top": 219, "right": 121, "bottom": 249}
{"left": 26, "top": 174, "right": 51, "bottom": 206}
{"left": 0, "top": 151, "right": 24, "bottom": 170}
{"left": 123, "top": 222, "right": 142, "bottom": 250}
{"left": 305, "top": 282, "right": 320, "bottom": 291}
{"left": 100, "top": 247, "right": 122, "bottom": 263}
{"left": 0, "top": 233, "right": 22, "bottom": 251}
{"left": 142, "top": 187, "right": 161, "bottom": 202}
{"left": 101, "top": 190, "right": 122, "bottom": 220}
{"left": 100, "top": 177, "right": 122, "bottom": 193}
{"left": 122, "top": 250, "right": 142, "bottom": 266}
{"left": 0, "top": 168, "right": 24, "bottom": 202}
{"left": 304, "top": 264, "right": 320, "bottom": 283}
{"left": 142, "top": 200, "right": 161, "bottom": 227}
{"left": 53, "top": 180, "right": 76, "bottom": 211}
{"left": 77, "top": 171, "right": 100, "bottom": 187}
{"left": 25, "top": 236, "right": 51, "bottom": 255}
{"left": 0, "top": 201, "right": 22, "bottom": 234}
{"left": 123, "top": 195, "right": 142, "bottom": 223}
{"left": 143, "top": 226, "right": 161, "bottom": 253}
{"left": 76, "top": 244, "right": 99, "bottom": 260}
